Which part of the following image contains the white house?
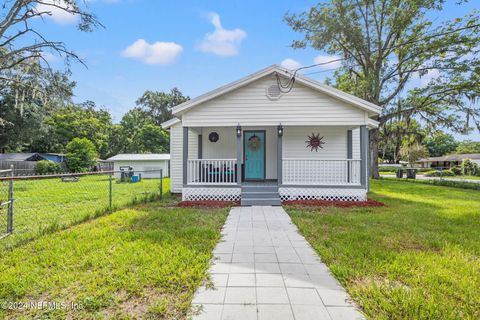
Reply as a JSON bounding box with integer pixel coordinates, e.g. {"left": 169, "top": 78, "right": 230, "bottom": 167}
{"left": 162, "top": 65, "right": 381, "bottom": 205}
{"left": 417, "top": 153, "right": 480, "bottom": 168}
{"left": 106, "top": 154, "right": 170, "bottom": 179}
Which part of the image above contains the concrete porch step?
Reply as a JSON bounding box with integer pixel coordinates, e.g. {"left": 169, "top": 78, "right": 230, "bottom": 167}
{"left": 241, "top": 183, "right": 280, "bottom": 206}
{"left": 241, "top": 191, "right": 279, "bottom": 199}
{"left": 241, "top": 185, "right": 279, "bottom": 193}
{"left": 240, "top": 198, "right": 282, "bottom": 206}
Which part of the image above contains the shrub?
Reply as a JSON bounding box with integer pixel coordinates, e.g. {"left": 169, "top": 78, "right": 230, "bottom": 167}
{"left": 424, "top": 169, "right": 455, "bottom": 177}
{"left": 35, "top": 160, "right": 62, "bottom": 175}
{"left": 461, "top": 159, "right": 480, "bottom": 176}
{"left": 451, "top": 166, "right": 462, "bottom": 175}
{"left": 65, "top": 138, "right": 98, "bottom": 172}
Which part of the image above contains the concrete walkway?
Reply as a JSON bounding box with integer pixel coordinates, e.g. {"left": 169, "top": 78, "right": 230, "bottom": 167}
{"left": 191, "top": 206, "right": 364, "bottom": 320}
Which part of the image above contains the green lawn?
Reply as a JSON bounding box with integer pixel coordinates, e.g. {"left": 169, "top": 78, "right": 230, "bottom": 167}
{"left": 379, "top": 171, "right": 395, "bottom": 175}
{"left": 447, "top": 175, "right": 480, "bottom": 180}
{"left": 0, "top": 175, "right": 170, "bottom": 250}
{"left": 287, "top": 179, "right": 480, "bottom": 320}
{"left": 0, "top": 201, "right": 229, "bottom": 319}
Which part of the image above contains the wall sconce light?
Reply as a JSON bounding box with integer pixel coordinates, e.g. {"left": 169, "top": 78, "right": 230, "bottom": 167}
{"left": 236, "top": 124, "right": 242, "bottom": 137}
{"left": 277, "top": 123, "right": 284, "bottom": 137}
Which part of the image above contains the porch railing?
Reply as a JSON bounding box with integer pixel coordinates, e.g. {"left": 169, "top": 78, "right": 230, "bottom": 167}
{"left": 187, "top": 159, "right": 238, "bottom": 185}
{"left": 282, "top": 159, "right": 361, "bottom": 185}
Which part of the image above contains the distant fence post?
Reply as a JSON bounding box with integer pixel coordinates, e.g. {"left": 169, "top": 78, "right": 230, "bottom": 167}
{"left": 159, "top": 169, "right": 163, "bottom": 200}
{"left": 7, "top": 165, "right": 14, "bottom": 234}
{"left": 109, "top": 173, "right": 113, "bottom": 211}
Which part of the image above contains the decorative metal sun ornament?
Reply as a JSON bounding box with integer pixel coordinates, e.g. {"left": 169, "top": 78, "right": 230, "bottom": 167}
{"left": 306, "top": 133, "right": 325, "bottom": 152}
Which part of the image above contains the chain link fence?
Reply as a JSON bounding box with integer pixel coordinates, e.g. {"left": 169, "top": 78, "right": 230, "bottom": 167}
{"left": 0, "top": 168, "right": 168, "bottom": 249}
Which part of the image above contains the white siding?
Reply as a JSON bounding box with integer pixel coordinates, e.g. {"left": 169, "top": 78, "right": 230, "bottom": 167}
{"left": 352, "top": 128, "right": 360, "bottom": 159}
{"left": 182, "top": 75, "right": 368, "bottom": 127}
{"left": 113, "top": 160, "right": 169, "bottom": 179}
{"left": 188, "top": 128, "right": 198, "bottom": 160}
{"left": 170, "top": 123, "right": 199, "bottom": 193}
{"left": 201, "top": 127, "right": 236, "bottom": 159}
{"left": 170, "top": 122, "right": 183, "bottom": 193}
{"left": 283, "top": 126, "right": 352, "bottom": 159}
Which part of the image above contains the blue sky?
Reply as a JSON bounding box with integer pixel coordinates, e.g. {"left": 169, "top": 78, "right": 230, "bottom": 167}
{"left": 37, "top": 0, "right": 479, "bottom": 140}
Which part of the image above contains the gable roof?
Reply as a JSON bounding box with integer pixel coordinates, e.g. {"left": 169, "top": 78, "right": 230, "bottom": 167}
{"left": 0, "top": 153, "right": 46, "bottom": 161}
{"left": 106, "top": 154, "right": 170, "bottom": 161}
{"left": 171, "top": 65, "right": 382, "bottom": 117}
{"left": 161, "top": 117, "right": 180, "bottom": 130}
{"left": 418, "top": 153, "right": 480, "bottom": 162}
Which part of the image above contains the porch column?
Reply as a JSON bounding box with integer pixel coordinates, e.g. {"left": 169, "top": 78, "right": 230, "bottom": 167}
{"left": 183, "top": 126, "right": 188, "bottom": 185}
{"left": 236, "top": 125, "right": 242, "bottom": 185}
{"left": 277, "top": 124, "right": 284, "bottom": 185}
{"left": 360, "top": 125, "right": 368, "bottom": 188}
{"left": 198, "top": 134, "right": 202, "bottom": 159}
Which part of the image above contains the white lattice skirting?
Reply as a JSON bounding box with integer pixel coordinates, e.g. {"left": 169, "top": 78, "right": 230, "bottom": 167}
{"left": 279, "top": 187, "right": 367, "bottom": 202}
{"left": 182, "top": 187, "right": 241, "bottom": 201}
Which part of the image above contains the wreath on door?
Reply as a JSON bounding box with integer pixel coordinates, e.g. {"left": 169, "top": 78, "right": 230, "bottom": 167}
{"left": 248, "top": 134, "right": 261, "bottom": 151}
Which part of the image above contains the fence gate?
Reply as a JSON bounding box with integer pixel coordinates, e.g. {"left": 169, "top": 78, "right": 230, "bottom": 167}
{"left": 0, "top": 167, "right": 14, "bottom": 239}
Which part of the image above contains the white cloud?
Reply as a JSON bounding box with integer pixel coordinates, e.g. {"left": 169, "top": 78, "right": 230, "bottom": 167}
{"left": 121, "top": 39, "right": 183, "bottom": 65}
{"left": 280, "top": 58, "right": 301, "bottom": 70}
{"left": 198, "top": 12, "right": 247, "bottom": 56}
{"left": 42, "top": 52, "right": 58, "bottom": 62}
{"left": 313, "top": 55, "right": 342, "bottom": 69}
{"left": 35, "top": 0, "right": 79, "bottom": 25}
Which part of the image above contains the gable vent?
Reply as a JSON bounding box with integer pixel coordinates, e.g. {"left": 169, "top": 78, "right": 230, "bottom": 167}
{"left": 266, "top": 84, "right": 282, "bottom": 100}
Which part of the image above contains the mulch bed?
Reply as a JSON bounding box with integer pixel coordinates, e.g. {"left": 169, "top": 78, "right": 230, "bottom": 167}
{"left": 177, "top": 200, "right": 240, "bottom": 208}
{"left": 282, "top": 199, "right": 384, "bottom": 208}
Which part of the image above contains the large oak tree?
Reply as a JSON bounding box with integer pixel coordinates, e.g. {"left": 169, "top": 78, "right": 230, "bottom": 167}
{"left": 286, "top": 0, "right": 480, "bottom": 177}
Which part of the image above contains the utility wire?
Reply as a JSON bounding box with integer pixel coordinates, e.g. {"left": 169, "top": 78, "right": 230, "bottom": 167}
{"left": 276, "top": 22, "right": 480, "bottom": 92}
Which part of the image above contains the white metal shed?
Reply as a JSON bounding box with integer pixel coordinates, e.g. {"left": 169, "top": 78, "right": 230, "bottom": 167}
{"left": 106, "top": 154, "right": 170, "bottom": 179}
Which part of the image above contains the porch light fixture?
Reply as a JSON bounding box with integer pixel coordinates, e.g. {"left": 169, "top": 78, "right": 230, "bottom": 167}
{"left": 236, "top": 124, "right": 242, "bottom": 137}
{"left": 277, "top": 123, "right": 284, "bottom": 137}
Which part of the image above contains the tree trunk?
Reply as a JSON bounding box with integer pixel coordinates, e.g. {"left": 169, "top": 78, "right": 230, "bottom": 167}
{"left": 369, "top": 128, "right": 380, "bottom": 179}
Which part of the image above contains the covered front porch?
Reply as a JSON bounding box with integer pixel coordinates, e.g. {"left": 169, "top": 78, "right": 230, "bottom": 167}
{"left": 181, "top": 124, "right": 369, "bottom": 203}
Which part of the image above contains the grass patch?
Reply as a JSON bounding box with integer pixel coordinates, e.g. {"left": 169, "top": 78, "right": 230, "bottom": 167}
{"left": 287, "top": 179, "right": 480, "bottom": 319}
{"left": 383, "top": 176, "right": 480, "bottom": 191}
{"left": 379, "top": 171, "right": 395, "bottom": 175}
{"left": 0, "top": 201, "right": 228, "bottom": 319}
{"left": 0, "top": 176, "right": 170, "bottom": 250}
{"left": 449, "top": 175, "right": 480, "bottom": 181}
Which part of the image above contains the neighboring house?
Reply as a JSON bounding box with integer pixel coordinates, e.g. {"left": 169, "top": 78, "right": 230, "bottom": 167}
{"left": 417, "top": 153, "right": 480, "bottom": 168}
{"left": 162, "top": 65, "right": 381, "bottom": 205}
{"left": 0, "top": 152, "right": 66, "bottom": 174}
{"left": 106, "top": 154, "right": 170, "bottom": 179}
{"left": 40, "top": 153, "right": 66, "bottom": 163}
{"left": 0, "top": 153, "right": 45, "bottom": 162}
{"left": 0, "top": 153, "right": 65, "bottom": 162}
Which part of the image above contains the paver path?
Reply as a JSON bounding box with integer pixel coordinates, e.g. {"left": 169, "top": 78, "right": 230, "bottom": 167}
{"left": 191, "top": 206, "right": 365, "bottom": 320}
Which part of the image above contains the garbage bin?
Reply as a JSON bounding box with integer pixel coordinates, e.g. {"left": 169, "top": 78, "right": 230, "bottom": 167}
{"left": 396, "top": 168, "right": 404, "bottom": 178}
{"left": 406, "top": 168, "right": 416, "bottom": 179}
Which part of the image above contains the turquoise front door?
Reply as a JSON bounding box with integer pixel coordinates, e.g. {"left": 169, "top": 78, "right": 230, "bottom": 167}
{"left": 244, "top": 131, "right": 265, "bottom": 180}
